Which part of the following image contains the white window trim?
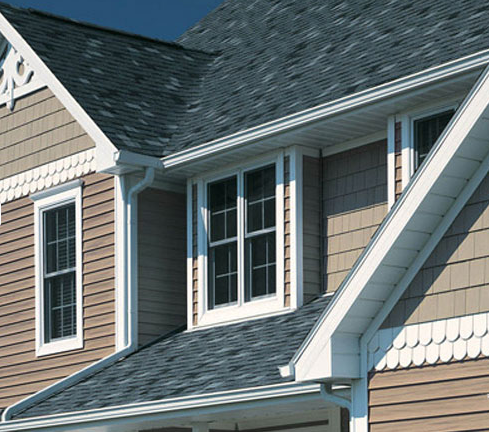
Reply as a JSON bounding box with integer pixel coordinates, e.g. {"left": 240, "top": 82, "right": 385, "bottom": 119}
{"left": 32, "top": 179, "right": 84, "bottom": 357}
{"left": 194, "top": 151, "right": 286, "bottom": 327}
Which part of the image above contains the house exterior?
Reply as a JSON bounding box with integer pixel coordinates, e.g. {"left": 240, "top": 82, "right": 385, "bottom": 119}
{"left": 0, "top": 0, "right": 488, "bottom": 431}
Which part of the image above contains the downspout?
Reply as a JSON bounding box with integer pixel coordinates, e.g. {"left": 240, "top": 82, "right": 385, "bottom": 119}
{"left": 320, "top": 383, "right": 352, "bottom": 432}
{"left": 319, "top": 383, "right": 351, "bottom": 411}
{"left": 2, "top": 167, "right": 155, "bottom": 422}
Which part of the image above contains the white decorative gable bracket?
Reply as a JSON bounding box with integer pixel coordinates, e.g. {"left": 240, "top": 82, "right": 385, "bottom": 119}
{"left": 0, "top": 41, "right": 44, "bottom": 110}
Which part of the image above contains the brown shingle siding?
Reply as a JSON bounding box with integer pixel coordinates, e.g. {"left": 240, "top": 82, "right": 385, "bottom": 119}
{"left": 383, "top": 172, "right": 489, "bottom": 328}
{"left": 322, "top": 141, "right": 388, "bottom": 293}
{"left": 0, "top": 88, "right": 94, "bottom": 181}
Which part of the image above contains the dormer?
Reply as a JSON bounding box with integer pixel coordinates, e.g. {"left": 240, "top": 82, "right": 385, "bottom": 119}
{"left": 187, "top": 147, "right": 321, "bottom": 329}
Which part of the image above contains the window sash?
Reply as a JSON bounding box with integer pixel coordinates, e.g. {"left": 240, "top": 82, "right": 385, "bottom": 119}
{"left": 42, "top": 204, "right": 77, "bottom": 342}
{"left": 206, "top": 163, "right": 277, "bottom": 311}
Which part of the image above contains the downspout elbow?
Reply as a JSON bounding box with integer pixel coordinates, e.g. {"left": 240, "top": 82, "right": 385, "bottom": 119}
{"left": 320, "top": 383, "right": 351, "bottom": 412}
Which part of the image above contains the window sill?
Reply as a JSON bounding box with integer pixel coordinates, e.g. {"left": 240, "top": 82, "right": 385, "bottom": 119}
{"left": 36, "top": 335, "right": 83, "bottom": 357}
{"left": 197, "top": 295, "right": 288, "bottom": 328}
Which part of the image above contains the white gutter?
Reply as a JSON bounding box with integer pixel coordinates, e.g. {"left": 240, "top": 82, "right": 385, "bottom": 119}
{"left": 162, "top": 49, "right": 489, "bottom": 169}
{"left": 2, "top": 167, "right": 155, "bottom": 422}
{"left": 0, "top": 383, "right": 321, "bottom": 431}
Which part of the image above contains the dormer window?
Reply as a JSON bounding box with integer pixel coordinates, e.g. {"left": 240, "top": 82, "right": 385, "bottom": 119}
{"left": 413, "top": 109, "right": 454, "bottom": 169}
{"left": 207, "top": 164, "right": 277, "bottom": 310}
{"left": 191, "top": 152, "right": 290, "bottom": 328}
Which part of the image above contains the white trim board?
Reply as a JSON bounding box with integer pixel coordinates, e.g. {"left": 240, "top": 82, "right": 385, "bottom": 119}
{"left": 31, "top": 180, "right": 84, "bottom": 356}
{"left": 290, "top": 64, "right": 489, "bottom": 382}
{"left": 368, "top": 312, "right": 489, "bottom": 371}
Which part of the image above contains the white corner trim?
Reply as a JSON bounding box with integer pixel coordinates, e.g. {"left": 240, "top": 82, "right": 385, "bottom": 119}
{"left": 32, "top": 180, "right": 84, "bottom": 357}
{"left": 369, "top": 312, "right": 489, "bottom": 371}
{"left": 387, "top": 116, "right": 395, "bottom": 209}
{"left": 0, "top": 148, "right": 95, "bottom": 205}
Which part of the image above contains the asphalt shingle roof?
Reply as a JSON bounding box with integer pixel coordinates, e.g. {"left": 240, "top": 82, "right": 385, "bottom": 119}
{"left": 15, "top": 295, "right": 332, "bottom": 419}
{"left": 0, "top": 2, "right": 214, "bottom": 156}
{"left": 2, "top": 1, "right": 489, "bottom": 157}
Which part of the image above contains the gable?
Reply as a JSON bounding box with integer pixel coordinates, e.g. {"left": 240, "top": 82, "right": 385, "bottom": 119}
{"left": 0, "top": 87, "right": 95, "bottom": 181}
{"left": 292, "top": 65, "right": 489, "bottom": 383}
{"left": 382, "top": 172, "right": 489, "bottom": 329}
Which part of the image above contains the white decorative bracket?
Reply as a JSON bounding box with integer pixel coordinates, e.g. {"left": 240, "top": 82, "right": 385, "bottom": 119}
{"left": 0, "top": 41, "right": 44, "bottom": 110}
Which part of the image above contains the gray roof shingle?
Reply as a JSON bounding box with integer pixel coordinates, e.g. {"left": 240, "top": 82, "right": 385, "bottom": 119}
{"left": 0, "top": 2, "right": 214, "bottom": 157}
{"left": 2, "top": 1, "right": 489, "bottom": 157}
{"left": 15, "top": 295, "right": 332, "bottom": 419}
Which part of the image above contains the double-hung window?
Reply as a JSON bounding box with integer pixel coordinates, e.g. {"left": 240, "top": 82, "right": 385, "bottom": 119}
{"left": 43, "top": 204, "right": 77, "bottom": 341}
{"left": 204, "top": 160, "right": 282, "bottom": 321}
{"left": 32, "top": 180, "right": 83, "bottom": 356}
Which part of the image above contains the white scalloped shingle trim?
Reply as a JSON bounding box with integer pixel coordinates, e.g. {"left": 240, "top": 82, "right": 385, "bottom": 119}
{"left": 368, "top": 312, "right": 489, "bottom": 371}
{"left": 0, "top": 149, "right": 96, "bottom": 205}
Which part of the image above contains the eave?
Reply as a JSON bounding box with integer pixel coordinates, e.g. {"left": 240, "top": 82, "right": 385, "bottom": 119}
{"left": 0, "top": 383, "right": 326, "bottom": 432}
{"left": 290, "top": 65, "right": 489, "bottom": 382}
{"left": 161, "top": 50, "right": 489, "bottom": 178}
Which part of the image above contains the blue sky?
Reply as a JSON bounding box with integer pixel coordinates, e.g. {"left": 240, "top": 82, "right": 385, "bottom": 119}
{"left": 4, "top": 0, "right": 224, "bottom": 41}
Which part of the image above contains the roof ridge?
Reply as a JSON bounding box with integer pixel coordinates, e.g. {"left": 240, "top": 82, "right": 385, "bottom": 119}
{"left": 0, "top": 1, "right": 214, "bottom": 55}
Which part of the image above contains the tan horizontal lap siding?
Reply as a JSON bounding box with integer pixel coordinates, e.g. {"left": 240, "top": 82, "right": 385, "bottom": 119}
{"left": 0, "top": 173, "right": 115, "bottom": 410}
{"left": 192, "top": 185, "right": 198, "bottom": 325}
{"left": 369, "top": 358, "right": 489, "bottom": 431}
{"left": 0, "top": 88, "right": 94, "bottom": 181}
{"left": 138, "top": 188, "right": 187, "bottom": 346}
{"left": 383, "top": 172, "right": 489, "bottom": 328}
{"left": 323, "top": 141, "right": 388, "bottom": 293}
{"left": 284, "top": 156, "right": 291, "bottom": 307}
{"left": 394, "top": 122, "right": 402, "bottom": 200}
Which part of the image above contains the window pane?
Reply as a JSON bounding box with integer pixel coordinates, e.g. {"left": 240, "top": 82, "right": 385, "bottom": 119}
{"left": 226, "top": 209, "right": 237, "bottom": 238}
{"left": 252, "top": 267, "right": 267, "bottom": 297}
{"left": 245, "top": 232, "right": 276, "bottom": 301}
{"left": 264, "top": 198, "right": 275, "bottom": 229}
{"left": 248, "top": 202, "right": 262, "bottom": 233}
{"left": 209, "top": 181, "right": 225, "bottom": 212}
{"left": 210, "top": 212, "right": 225, "bottom": 242}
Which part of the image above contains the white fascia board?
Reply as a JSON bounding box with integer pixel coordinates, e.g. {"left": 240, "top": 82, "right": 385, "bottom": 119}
{"left": 162, "top": 49, "right": 489, "bottom": 169}
{"left": 0, "top": 383, "right": 321, "bottom": 432}
{"left": 291, "top": 65, "right": 489, "bottom": 382}
{"left": 0, "top": 12, "right": 119, "bottom": 172}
